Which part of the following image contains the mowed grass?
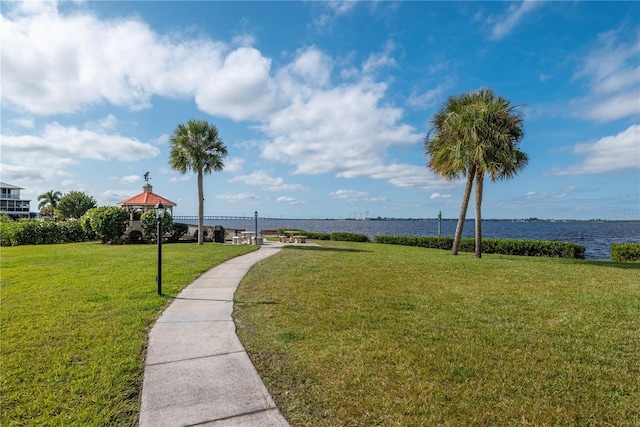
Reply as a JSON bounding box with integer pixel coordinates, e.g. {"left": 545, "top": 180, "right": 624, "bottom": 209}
{"left": 1, "top": 241, "right": 257, "bottom": 426}
{"left": 234, "top": 241, "right": 640, "bottom": 426}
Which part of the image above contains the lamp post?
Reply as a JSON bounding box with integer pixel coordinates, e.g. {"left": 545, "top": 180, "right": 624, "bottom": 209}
{"left": 155, "top": 203, "right": 166, "bottom": 295}
{"left": 254, "top": 210, "right": 258, "bottom": 245}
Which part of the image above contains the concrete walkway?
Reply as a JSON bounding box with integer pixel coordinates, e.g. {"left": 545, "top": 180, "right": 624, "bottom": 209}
{"left": 139, "top": 242, "right": 290, "bottom": 427}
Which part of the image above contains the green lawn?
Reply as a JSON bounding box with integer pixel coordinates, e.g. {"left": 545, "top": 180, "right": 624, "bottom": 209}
{"left": 234, "top": 241, "right": 640, "bottom": 426}
{"left": 0, "top": 242, "right": 257, "bottom": 426}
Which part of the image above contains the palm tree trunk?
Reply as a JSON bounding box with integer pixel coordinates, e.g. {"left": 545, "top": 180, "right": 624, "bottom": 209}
{"left": 197, "top": 170, "right": 204, "bottom": 245}
{"left": 452, "top": 164, "right": 475, "bottom": 255}
{"left": 474, "top": 170, "right": 484, "bottom": 258}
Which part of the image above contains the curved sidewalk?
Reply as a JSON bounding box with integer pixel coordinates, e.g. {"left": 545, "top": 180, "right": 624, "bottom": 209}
{"left": 139, "top": 242, "right": 290, "bottom": 427}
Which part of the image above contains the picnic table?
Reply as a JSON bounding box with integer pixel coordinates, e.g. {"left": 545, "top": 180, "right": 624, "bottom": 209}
{"left": 280, "top": 231, "right": 307, "bottom": 244}
{"left": 241, "top": 231, "right": 255, "bottom": 244}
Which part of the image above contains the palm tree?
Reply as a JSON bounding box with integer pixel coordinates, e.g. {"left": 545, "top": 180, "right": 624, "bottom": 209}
{"left": 425, "top": 89, "right": 528, "bottom": 258}
{"left": 37, "top": 190, "right": 62, "bottom": 219}
{"left": 169, "top": 119, "right": 228, "bottom": 245}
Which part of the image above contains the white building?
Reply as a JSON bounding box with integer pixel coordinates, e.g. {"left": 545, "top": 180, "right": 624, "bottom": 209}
{"left": 0, "top": 182, "right": 31, "bottom": 219}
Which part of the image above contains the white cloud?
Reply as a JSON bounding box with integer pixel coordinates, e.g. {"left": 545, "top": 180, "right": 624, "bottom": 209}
{"left": 99, "top": 114, "right": 118, "bottom": 130}
{"left": 489, "top": 1, "right": 542, "bottom": 40}
{"left": 260, "top": 79, "right": 421, "bottom": 179}
{"left": 407, "top": 83, "right": 449, "bottom": 110}
{"left": 222, "top": 157, "right": 245, "bottom": 174}
{"left": 229, "top": 170, "right": 305, "bottom": 192}
{"left": 0, "top": 121, "right": 159, "bottom": 183}
{"left": 313, "top": 1, "right": 358, "bottom": 30}
{"left": 232, "top": 33, "right": 256, "bottom": 47}
{"left": 339, "top": 163, "right": 451, "bottom": 191}
{"left": 430, "top": 193, "right": 452, "bottom": 199}
{"left": 277, "top": 196, "right": 305, "bottom": 205}
{"left": 571, "top": 28, "right": 640, "bottom": 123}
{"left": 0, "top": 156, "right": 76, "bottom": 182}
{"left": 328, "top": 189, "right": 386, "bottom": 203}
{"left": 1, "top": 122, "right": 160, "bottom": 162}
{"left": 549, "top": 124, "right": 640, "bottom": 175}
{"left": 1, "top": 3, "right": 276, "bottom": 120}
{"left": 215, "top": 193, "right": 258, "bottom": 203}
{"left": 120, "top": 175, "right": 141, "bottom": 184}
{"left": 11, "top": 118, "right": 34, "bottom": 128}
{"left": 362, "top": 40, "right": 397, "bottom": 74}
{"left": 288, "top": 47, "right": 332, "bottom": 87}
{"left": 169, "top": 175, "right": 190, "bottom": 183}
{"left": 194, "top": 47, "right": 277, "bottom": 120}
{"left": 152, "top": 134, "right": 170, "bottom": 145}
{"left": 525, "top": 191, "right": 545, "bottom": 199}
{"left": 554, "top": 186, "right": 576, "bottom": 199}
{"left": 102, "top": 189, "right": 135, "bottom": 203}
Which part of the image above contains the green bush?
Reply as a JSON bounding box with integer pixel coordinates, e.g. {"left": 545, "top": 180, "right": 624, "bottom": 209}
{"left": 140, "top": 210, "right": 173, "bottom": 239}
{"left": 58, "top": 219, "right": 95, "bottom": 242}
{"left": 330, "top": 232, "right": 370, "bottom": 243}
{"left": 128, "top": 230, "right": 143, "bottom": 244}
{"left": 305, "top": 231, "right": 331, "bottom": 240}
{"left": 81, "top": 207, "right": 129, "bottom": 244}
{"left": 170, "top": 223, "right": 189, "bottom": 242}
{"left": 374, "top": 235, "right": 585, "bottom": 259}
{"left": 611, "top": 243, "right": 640, "bottom": 262}
{"left": 0, "top": 220, "right": 19, "bottom": 246}
{"left": 0, "top": 219, "right": 95, "bottom": 246}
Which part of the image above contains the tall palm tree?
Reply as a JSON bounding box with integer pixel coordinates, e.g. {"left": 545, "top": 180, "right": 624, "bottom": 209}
{"left": 37, "top": 190, "right": 62, "bottom": 219}
{"left": 425, "top": 89, "right": 528, "bottom": 258}
{"left": 169, "top": 119, "right": 228, "bottom": 245}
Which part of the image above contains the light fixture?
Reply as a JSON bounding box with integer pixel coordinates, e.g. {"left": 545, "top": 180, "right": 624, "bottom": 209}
{"left": 155, "top": 203, "right": 165, "bottom": 295}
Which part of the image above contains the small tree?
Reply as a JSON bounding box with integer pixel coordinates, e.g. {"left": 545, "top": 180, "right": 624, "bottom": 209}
{"left": 37, "top": 190, "right": 62, "bottom": 220}
{"left": 81, "top": 207, "right": 129, "bottom": 244}
{"left": 58, "top": 191, "right": 97, "bottom": 220}
{"left": 140, "top": 210, "right": 173, "bottom": 240}
{"left": 169, "top": 119, "right": 228, "bottom": 245}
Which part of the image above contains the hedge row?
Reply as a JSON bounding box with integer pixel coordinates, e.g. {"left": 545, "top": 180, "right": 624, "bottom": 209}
{"left": 330, "top": 232, "right": 370, "bottom": 243}
{"left": 373, "top": 235, "right": 586, "bottom": 259}
{"left": 0, "top": 219, "right": 97, "bottom": 246}
{"left": 276, "top": 229, "right": 369, "bottom": 242}
{"left": 611, "top": 243, "right": 640, "bottom": 262}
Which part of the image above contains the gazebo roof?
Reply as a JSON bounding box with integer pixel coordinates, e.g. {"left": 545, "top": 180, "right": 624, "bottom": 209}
{"left": 118, "top": 184, "right": 176, "bottom": 208}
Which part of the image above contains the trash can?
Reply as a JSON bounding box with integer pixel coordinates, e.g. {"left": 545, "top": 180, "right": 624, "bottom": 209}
{"left": 213, "top": 225, "right": 225, "bottom": 243}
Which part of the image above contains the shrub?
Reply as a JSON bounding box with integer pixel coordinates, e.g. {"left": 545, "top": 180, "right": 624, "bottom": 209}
{"left": 374, "top": 235, "right": 585, "bottom": 259}
{"left": 0, "top": 220, "right": 20, "bottom": 246}
{"left": 0, "top": 219, "right": 95, "bottom": 246}
{"left": 58, "top": 219, "right": 95, "bottom": 242}
{"left": 140, "top": 210, "right": 173, "bottom": 240}
{"left": 81, "top": 207, "right": 129, "bottom": 244}
{"left": 611, "top": 243, "right": 640, "bottom": 262}
{"left": 128, "top": 230, "right": 143, "bottom": 244}
{"left": 306, "top": 231, "right": 331, "bottom": 240}
{"left": 170, "top": 223, "right": 189, "bottom": 242}
{"left": 331, "top": 232, "right": 370, "bottom": 243}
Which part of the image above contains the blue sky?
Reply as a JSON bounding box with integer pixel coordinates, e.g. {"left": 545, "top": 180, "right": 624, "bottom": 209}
{"left": 1, "top": 1, "right": 638, "bottom": 220}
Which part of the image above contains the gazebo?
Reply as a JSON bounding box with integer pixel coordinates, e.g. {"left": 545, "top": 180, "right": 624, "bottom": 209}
{"left": 118, "top": 183, "right": 177, "bottom": 222}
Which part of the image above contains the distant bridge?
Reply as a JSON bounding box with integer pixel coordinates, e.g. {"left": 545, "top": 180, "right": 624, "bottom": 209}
{"left": 173, "top": 215, "right": 306, "bottom": 221}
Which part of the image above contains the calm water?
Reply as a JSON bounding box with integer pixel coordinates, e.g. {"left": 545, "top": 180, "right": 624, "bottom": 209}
{"left": 193, "top": 218, "right": 639, "bottom": 260}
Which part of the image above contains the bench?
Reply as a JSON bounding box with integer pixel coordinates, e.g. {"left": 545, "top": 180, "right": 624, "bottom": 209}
{"left": 293, "top": 235, "right": 307, "bottom": 244}
{"left": 278, "top": 235, "right": 288, "bottom": 243}
{"left": 260, "top": 229, "right": 278, "bottom": 236}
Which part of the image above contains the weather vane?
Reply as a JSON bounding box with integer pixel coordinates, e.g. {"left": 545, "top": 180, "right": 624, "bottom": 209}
{"left": 144, "top": 172, "right": 150, "bottom": 183}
